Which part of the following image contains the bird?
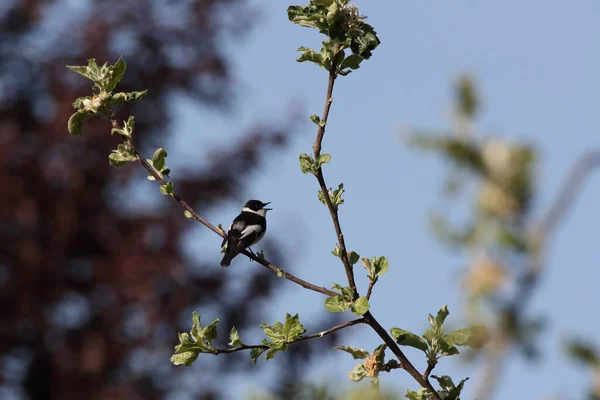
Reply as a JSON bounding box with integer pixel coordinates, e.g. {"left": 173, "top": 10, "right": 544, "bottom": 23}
{"left": 220, "top": 199, "right": 272, "bottom": 267}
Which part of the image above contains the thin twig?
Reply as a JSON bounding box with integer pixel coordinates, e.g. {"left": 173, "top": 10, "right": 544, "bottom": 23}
{"left": 109, "top": 119, "right": 341, "bottom": 299}
{"left": 366, "top": 278, "right": 376, "bottom": 301}
{"left": 311, "top": 44, "right": 358, "bottom": 298}
{"left": 423, "top": 360, "right": 437, "bottom": 380}
{"left": 240, "top": 249, "right": 339, "bottom": 297}
{"left": 213, "top": 318, "right": 365, "bottom": 355}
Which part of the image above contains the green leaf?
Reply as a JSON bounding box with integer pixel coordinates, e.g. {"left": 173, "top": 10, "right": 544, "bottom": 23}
{"left": 331, "top": 283, "right": 354, "bottom": 300}
{"left": 104, "top": 56, "right": 127, "bottom": 92}
{"left": 348, "top": 251, "right": 360, "bottom": 265}
{"left": 229, "top": 327, "right": 244, "bottom": 346}
{"left": 348, "top": 363, "right": 368, "bottom": 382}
{"left": 184, "top": 210, "right": 193, "bottom": 219}
{"left": 287, "top": 5, "right": 330, "bottom": 32}
{"left": 108, "top": 143, "right": 137, "bottom": 168}
{"left": 431, "top": 375, "right": 469, "bottom": 400}
{"left": 170, "top": 312, "right": 219, "bottom": 367}
{"left": 316, "top": 153, "right": 331, "bottom": 169}
{"left": 152, "top": 148, "right": 168, "bottom": 171}
{"left": 438, "top": 339, "right": 460, "bottom": 357}
{"left": 67, "top": 59, "right": 101, "bottom": 83}
{"left": 310, "top": 114, "right": 321, "bottom": 125}
{"left": 373, "top": 256, "right": 389, "bottom": 276}
{"left": 444, "top": 325, "right": 490, "bottom": 349}
{"left": 335, "top": 346, "right": 369, "bottom": 359}
{"left": 112, "top": 90, "right": 148, "bottom": 103}
{"left": 331, "top": 246, "right": 359, "bottom": 265}
{"left": 67, "top": 110, "right": 93, "bottom": 136}
{"left": 170, "top": 342, "right": 202, "bottom": 366}
{"left": 317, "top": 183, "right": 344, "bottom": 209}
{"left": 455, "top": 74, "right": 478, "bottom": 118}
{"left": 201, "top": 318, "right": 220, "bottom": 344}
{"left": 190, "top": 311, "right": 202, "bottom": 341}
{"left": 296, "top": 46, "right": 325, "bottom": 68}
{"left": 350, "top": 297, "right": 370, "bottom": 316}
{"left": 360, "top": 258, "right": 373, "bottom": 277}
{"left": 118, "top": 116, "right": 135, "bottom": 139}
{"left": 260, "top": 314, "right": 305, "bottom": 346}
{"left": 331, "top": 245, "right": 343, "bottom": 258}
{"left": 324, "top": 295, "right": 351, "bottom": 312}
{"left": 349, "top": 23, "right": 381, "bottom": 60}
{"left": 405, "top": 388, "right": 429, "bottom": 400}
{"left": 250, "top": 347, "right": 267, "bottom": 364}
{"left": 339, "top": 54, "right": 363, "bottom": 72}
{"left": 256, "top": 314, "right": 305, "bottom": 362}
{"left": 67, "top": 57, "right": 128, "bottom": 92}
{"left": 435, "top": 305, "right": 450, "bottom": 328}
{"left": 160, "top": 181, "right": 174, "bottom": 196}
{"left": 390, "top": 328, "right": 428, "bottom": 352}
{"left": 281, "top": 313, "right": 306, "bottom": 342}
{"left": 299, "top": 153, "right": 315, "bottom": 174}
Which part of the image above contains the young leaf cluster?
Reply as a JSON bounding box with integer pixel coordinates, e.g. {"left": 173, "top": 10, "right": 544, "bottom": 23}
{"left": 324, "top": 283, "right": 369, "bottom": 316}
{"left": 170, "top": 312, "right": 220, "bottom": 366}
{"left": 361, "top": 256, "right": 389, "bottom": 282}
{"left": 252, "top": 313, "right": 306, "bottom": 363}
{"left": 317, "top": 183, "right": 344, "bottom": 209}
{"left": 67, "top": 58, "right": 147, "bottom": 136}
{"left": 146, "top": 148, "right": 171, "bottom": 181}
{"left": 287, "top": 1, "right": 381, "bottom": 75}
{"left": 390, "top": 305, "right": 489, "bottom": 369}
{"left": 331, "top": 244, "right": 360, "bottom": 265}
{"left": 337, "top": 344, "right": 389, "bottom": 388}
{"left": 405, "top": 376, "right": 469, "bottom": 400}
{"left": 67, "top": 57, "right": 152, "bottom": 173}
{"left": 299, "top": 152, "right": 332, "bottom": 175}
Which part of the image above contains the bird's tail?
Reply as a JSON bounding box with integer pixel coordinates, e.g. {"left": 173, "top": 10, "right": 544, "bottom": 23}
{"left": 220, "top": 233, "right": 239, "bottom": 267}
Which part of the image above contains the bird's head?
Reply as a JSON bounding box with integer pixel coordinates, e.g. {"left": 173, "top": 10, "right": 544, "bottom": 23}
{"left": 243, "top": 199, "right": 272, "bottom": 216}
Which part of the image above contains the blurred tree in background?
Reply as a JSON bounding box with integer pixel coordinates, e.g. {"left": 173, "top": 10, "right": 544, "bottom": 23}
{"left": 0, "top": 1, "right": 338, "bottom": 399}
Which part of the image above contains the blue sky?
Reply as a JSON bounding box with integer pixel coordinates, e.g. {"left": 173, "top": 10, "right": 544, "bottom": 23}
{"left": 169, "top": 1, "right": 600, "bottom": 398}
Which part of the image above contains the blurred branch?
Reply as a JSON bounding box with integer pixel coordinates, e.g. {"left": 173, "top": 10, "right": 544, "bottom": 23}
{"left": 216, "top": 318, "right": 365, "bottom": 354}
{"left": 475, "top": 148, "right": 600, "bottom": 400}
{"left": 108, "top": 118, "right": 340, "bottom": 299}
{"left": 540, "top": 149, "right": 600, "bottom": 235}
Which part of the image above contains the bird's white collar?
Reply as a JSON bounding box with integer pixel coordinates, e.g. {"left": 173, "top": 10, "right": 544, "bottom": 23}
{"left": 242, "top": 207, "right": 268, "bottom": 216}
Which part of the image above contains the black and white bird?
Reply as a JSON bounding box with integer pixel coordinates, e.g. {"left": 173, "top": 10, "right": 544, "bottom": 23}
{"left": 220, "top": 199, "right": 272, "bottom": 267}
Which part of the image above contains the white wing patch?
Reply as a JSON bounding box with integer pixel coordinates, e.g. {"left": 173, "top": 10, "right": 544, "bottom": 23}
{"left": 240, "top": 224, "right": 262, "bottom": 240}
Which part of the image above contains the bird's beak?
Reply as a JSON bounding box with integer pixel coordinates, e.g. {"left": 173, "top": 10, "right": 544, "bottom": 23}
{"left": 262, "top": 202, "right": 272, "bottom": 210}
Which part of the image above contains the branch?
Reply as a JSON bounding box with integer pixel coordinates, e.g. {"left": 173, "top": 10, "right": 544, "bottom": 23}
{"left": 364, "top": 311, "right": 442, "bottom": 400}
{"left": 311, "top": 44, "right": 359, "bottom": 297}
{"left": 240, "top": 249, "right": 339, "bottom": 297}
{"left": 365, "top": 278, "right": 376, "bottom": 301}
{"left": 474, "top": 150, "right": 600, "bottom": 400}
{"left": 108, "top": 119, "right": 340, "bottom": 299}
{"left": 423, "top": 360, "right": 437, "bottom": 381}
{"left": 306, "top": 50, "right": 440, "bottom": 399}
{"left": 213, "top": 318, "right": 365, "bottom": 355}
{"left": 539, "top": 149, "right": 600, "bottom": 235}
